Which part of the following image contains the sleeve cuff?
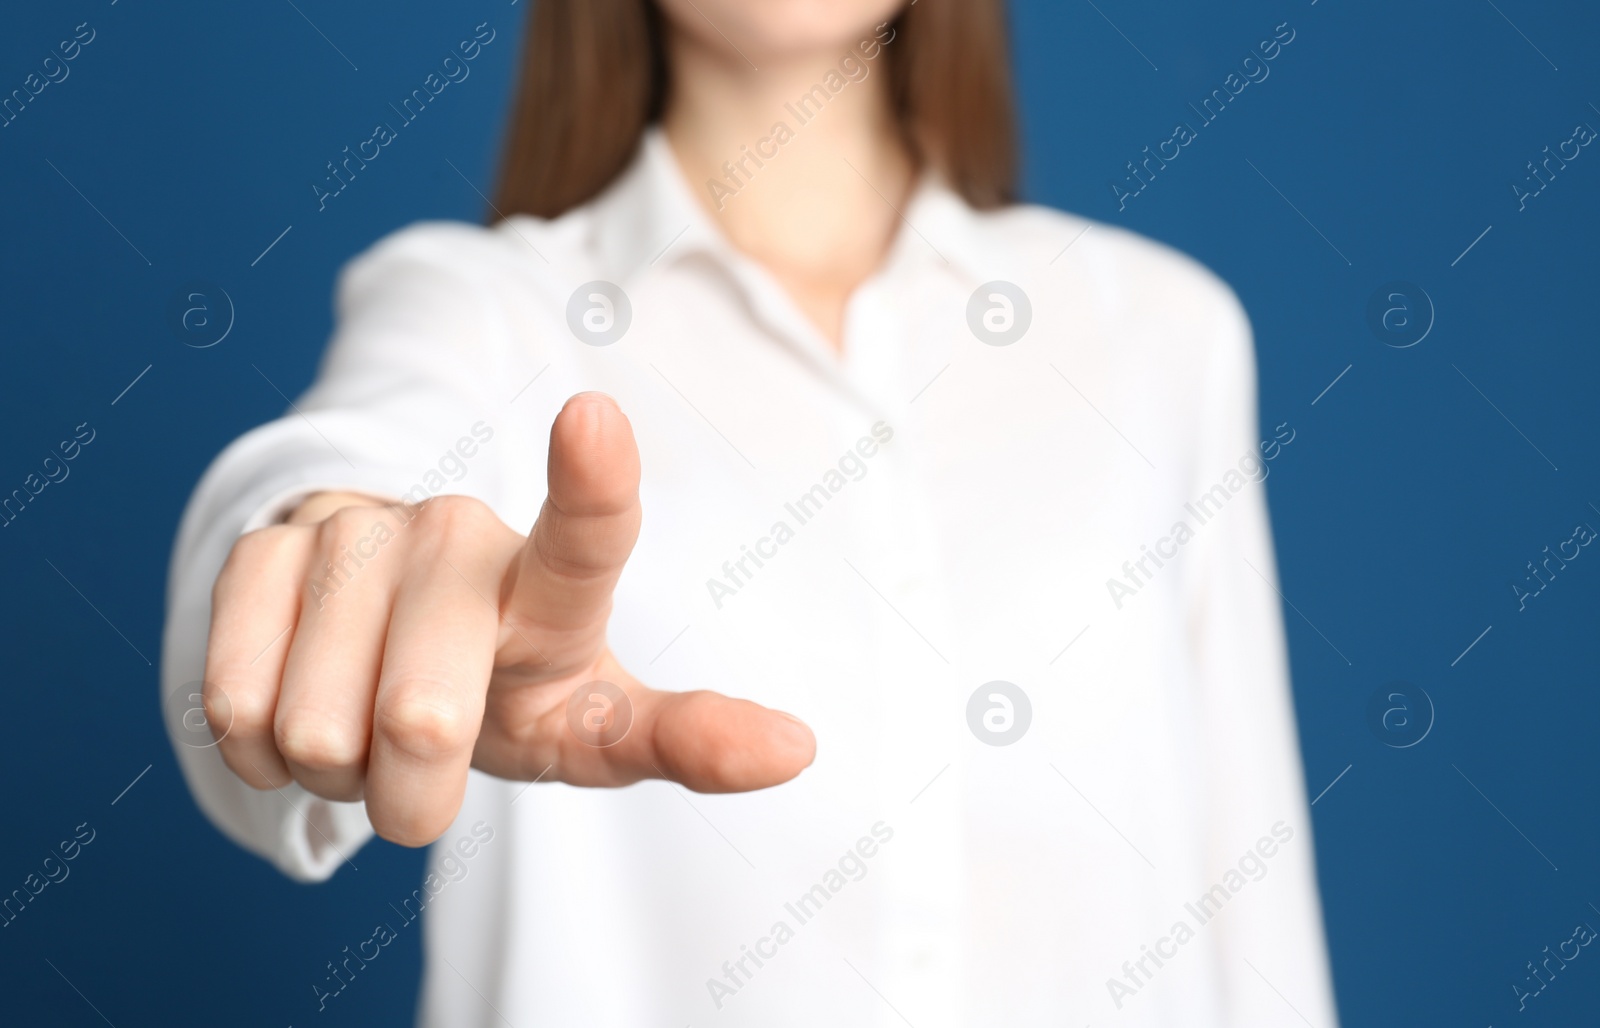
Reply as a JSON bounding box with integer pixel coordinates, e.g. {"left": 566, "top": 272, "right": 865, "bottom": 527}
{"left": 270, "top": 786, "right": 377, "bottom": 882}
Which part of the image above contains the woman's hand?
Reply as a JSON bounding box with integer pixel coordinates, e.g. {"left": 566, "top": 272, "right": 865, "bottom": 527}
{"left": 202, "top": 392, "right": 816, "bottom": 846}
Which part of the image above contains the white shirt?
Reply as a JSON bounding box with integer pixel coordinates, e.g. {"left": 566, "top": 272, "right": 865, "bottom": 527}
{"left": 163, "top": 128, "right": 1338, "bottom": 1027}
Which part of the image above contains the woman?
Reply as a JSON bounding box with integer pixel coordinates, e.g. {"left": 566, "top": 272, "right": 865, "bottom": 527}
{"left": 163, "top": 0, "right": 1338, "bottom": 1024}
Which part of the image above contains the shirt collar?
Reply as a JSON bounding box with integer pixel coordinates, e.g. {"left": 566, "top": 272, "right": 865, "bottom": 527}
{"left": 588, "top": 127, "right": 724, "bottom": 284}
{"left": 590, "top": 125, "right": 991, "bottom": 289}
{"left": 875, "top": 167, "right": 992, "bottom": 289}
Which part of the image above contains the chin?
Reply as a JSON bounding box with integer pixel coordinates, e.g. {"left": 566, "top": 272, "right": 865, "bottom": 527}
{"left": 656, "top": 0, "right": 906, "bottom": 59}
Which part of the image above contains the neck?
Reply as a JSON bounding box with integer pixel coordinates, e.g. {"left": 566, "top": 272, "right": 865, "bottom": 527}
{"left": 661, "top": 26, "right": 914, "bottom": 348}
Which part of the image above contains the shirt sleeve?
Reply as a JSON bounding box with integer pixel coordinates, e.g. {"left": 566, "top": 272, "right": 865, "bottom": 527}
{"left": 1182, "top": 284, "right": 1340, "bottom": 1026}
{"left": 160, "top": 224, "right": 516, "bottom": 882}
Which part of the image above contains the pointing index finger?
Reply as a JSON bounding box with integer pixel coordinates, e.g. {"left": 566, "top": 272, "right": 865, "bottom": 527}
{"left": 501, "top": 392, "right": 642, "bottom": 669}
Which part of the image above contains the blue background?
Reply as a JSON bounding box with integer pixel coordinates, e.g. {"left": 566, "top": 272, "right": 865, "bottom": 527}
{"left": 2, "top": 0, "right": 1597, "bottom": 1024}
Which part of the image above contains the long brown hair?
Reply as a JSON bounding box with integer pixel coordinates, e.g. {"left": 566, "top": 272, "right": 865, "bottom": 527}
{"left": 492, "top": 0, "right": 1017, "bottom": 220}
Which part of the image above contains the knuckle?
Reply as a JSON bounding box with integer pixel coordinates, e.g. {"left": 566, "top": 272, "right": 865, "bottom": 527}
{"left": 531, "top": 506, "right": 637, "bottom": 580}
{"left": 319, "top": 504, "right": 381, "bottom": 542}
{"left": 216, "top": 523, "right": 304, "bottom": 597}
{"left": 205, "top": 677, "right": 270, "bottom": 732}
{"left": 275, "top": 706, "right": 367, "bottom": 771}
{"left": 700, "top": 740, "right": 754, "bottom": 787}
{"left": 375, "top": 689, "right": 476, "bottom": 762}
{"left": 236, "top": 521, "right": 303, "bottom": 557}
{"left": 411, "top": 494, "right": 493, "bottom": 538}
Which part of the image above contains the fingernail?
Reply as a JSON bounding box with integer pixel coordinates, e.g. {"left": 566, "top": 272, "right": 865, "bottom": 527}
{"left": 774, "top": 711, "right": 817, "bottom": 769}
{"left": 776, "top": 710, "right": 814, "bottom": 742}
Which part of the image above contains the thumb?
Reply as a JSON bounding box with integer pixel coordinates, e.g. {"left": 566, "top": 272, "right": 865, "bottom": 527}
{"left": 556, "top": 665, "right": 819, "bottom": 793}
{"left": 501, "top": 392, "right": 641, "bottom": 668}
